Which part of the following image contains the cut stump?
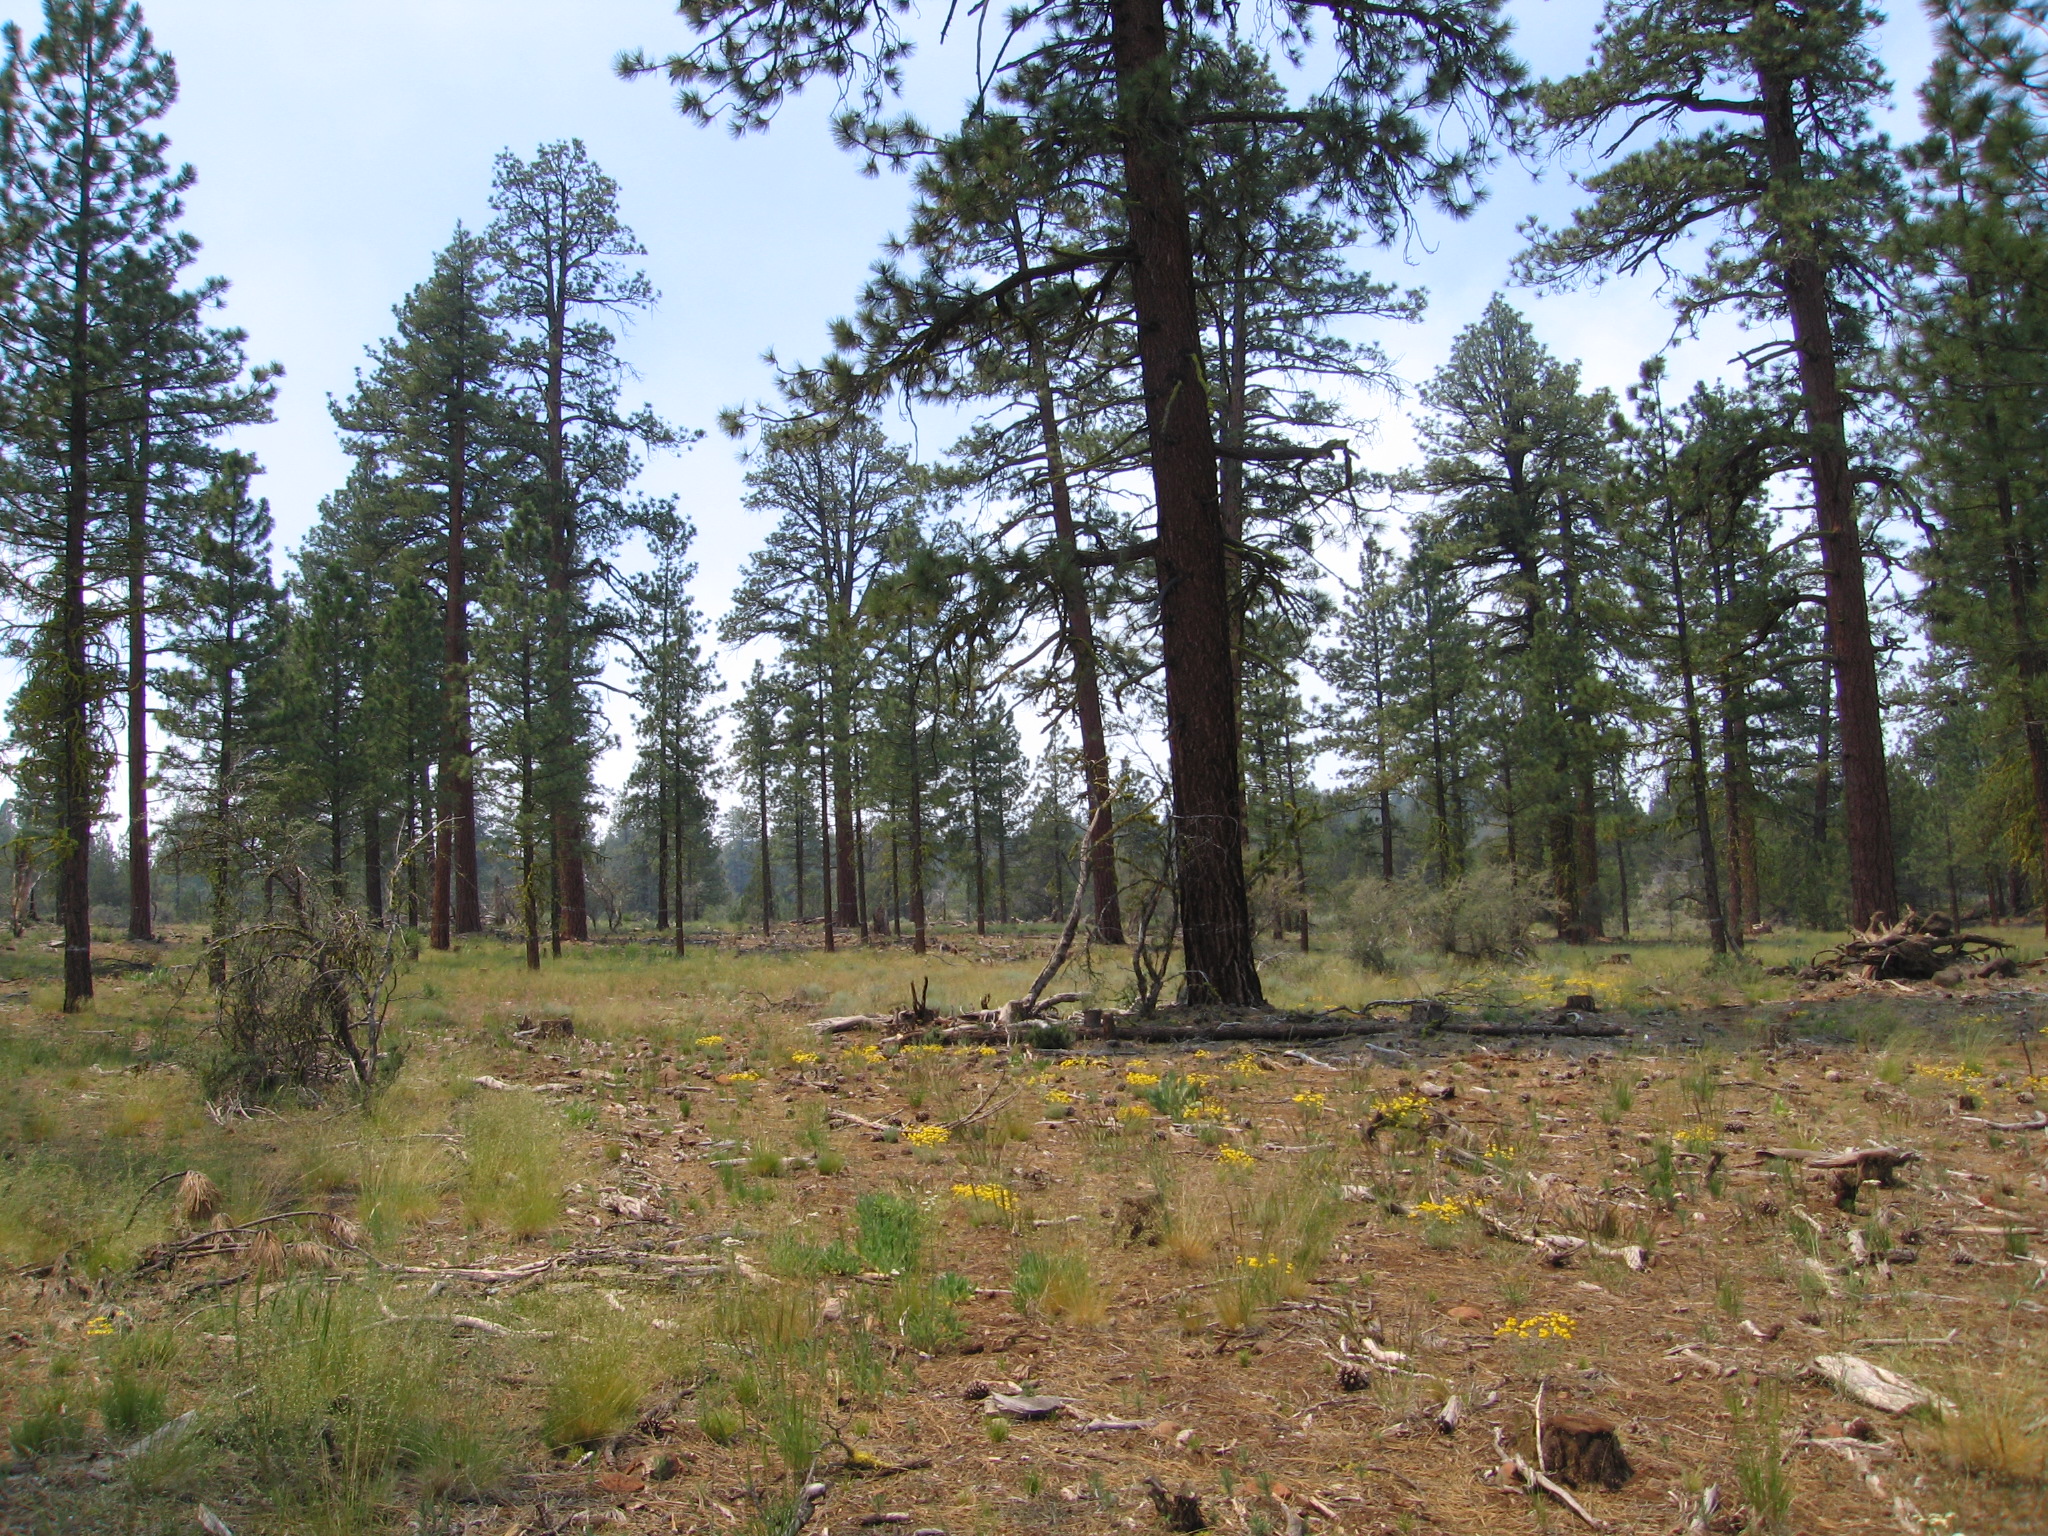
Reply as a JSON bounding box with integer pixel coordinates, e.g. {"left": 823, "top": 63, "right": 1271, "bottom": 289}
{"left": 1541, "top": 1411, "right": 1633, "bottom": 1491}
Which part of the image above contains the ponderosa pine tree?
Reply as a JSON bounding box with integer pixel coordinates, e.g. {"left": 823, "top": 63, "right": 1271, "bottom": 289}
{"left": 333, "top": 228, "right": 507, "bottom": 949}
{"left": 1518, "top": 0, "right": 1902, "bottom": 926}
{"left": 621, "top": 509, "right": 716, "bottom": 952}
{"left": 730, "top": 663, "right": 783, "bottom": 936}
{"left": 1412, "top": 298, "right": 1618, "bottom": 938}
{"left": 722, "top": 417, "right": 916, "bottom": 940}
{"left": 0, "top": 0, "right": 233, "bottom": 1007}
{"left": 624, "top": 0, "right": 1522, "bottom": 1003}
{"left": 487, "top": 141, "right": 673, "bottom": 944}
{"left": 473, "top": 506, "right": 556, "bottom": 970}
{"left": 1323, "top": 536, "right": 1403, "bottom": 881}
{"left": 1893, "top": 1, "right": 2048, "bottom": 933}
{"left": 106, "top": 251, "right": 273, "bottom": 944}
{"left": 155, "top": 453, "right": 279, "bottom": 971}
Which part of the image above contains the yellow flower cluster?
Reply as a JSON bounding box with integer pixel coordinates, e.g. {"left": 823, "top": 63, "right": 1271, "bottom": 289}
{"left": 1126, "top": 1071, "right": 1162, "bottom": 1087}
{"left": 1044, "top": 1088, "right": 1076, "bottom": 1105}
{"left": 1235, "top": 1253, "right": 1294, "bottom": 1273}
{"left": 971, "top": 1045, "right": 998, "bottom": 1057}
{"left": 951, "top": 1182, "right": 1017, "bottom": 1213}
{"left": 695, "top": 1034, "right": 725, "bottom": 1047}
{"left": 1185, "top": 1072, "right": 1215, "bottom": 1087}
{"left": 1058, "top": 1056, "right": 1111, "bottom": 1070}
{"left": 1292, "top": 1091, "right": 1328, "bottom": 1110}
{"left": 2023, "top": 1075, "right": 2048, "bottom": 1092}
{"left": 1217, "top": 1145, "right": 1257, "bottom": 1168}
{"left": 84, "top": 1315, "right": 118, "bottom": 1338}
{"left": 851, "top": 1044, "right": 886, "bottom": 1066}
{"left": 723, "top": 1070, "right": 761, "bottom": 1084}
{"left": 1915, "top": 1062, "right": 1986, "bottom": 1083}
{"left": 1192, "top": 1049, "right": 1214, "bottom": 1060}
{"left": 1482, "top": 1141, "right": 1518, "bottom": 1162}
{"left": 1495, "top": 1310, "right": 1576, "bottom": 1341}
{"left": 1115, "top": 1103, "right": 1154, "bottom": 1122}
{"left": 903, "top": 1124, "right": 951, "bottom": 1147}
{"left": 1407, "top": 1195, "right": 1481, "bottom": 1221}
{"left": 1673, "top": 1126, "right": 1715, "bottom": 1146}
{"left": 1374, "top": 1092, "right": 1432, "bottom": 1129}
{"left": 1229, "top": 1054, "right": 1266, "bottom": 1075}
{"left": 789, "top": 1050, "right": 820, "bottom": 1066}
{"left": 1186, "top": 1100, "right": 1230, "bottom": 1121}
{"left": 900, "top": 1043, "right": 948, "bottom": 1059}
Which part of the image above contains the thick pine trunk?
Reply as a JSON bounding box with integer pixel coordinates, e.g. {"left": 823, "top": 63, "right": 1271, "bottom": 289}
{"left": 126, "top": 416, "right": 153, "bottom": 941}
{"left": 1760, "top": 70, "right": 1896, "bottom": 928}
{"left": 1109, "top": 0, "right": 1260, "bottom": 1004}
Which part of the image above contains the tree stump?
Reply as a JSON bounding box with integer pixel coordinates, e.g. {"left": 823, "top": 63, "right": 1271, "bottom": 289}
{"left": 1144, "top": 1477, "right": 1207, "bottom": 1531}
{"left": 1540, "top": 1411, "right": 1633, "bottom": 1490}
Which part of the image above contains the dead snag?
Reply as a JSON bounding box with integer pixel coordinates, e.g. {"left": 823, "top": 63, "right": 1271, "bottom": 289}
{"left": 1540, "top": 1412, "right": 1633, "bottom": 1491}
{"left": 1144, "top": 1478, "right": 1207, "bottom": 1532}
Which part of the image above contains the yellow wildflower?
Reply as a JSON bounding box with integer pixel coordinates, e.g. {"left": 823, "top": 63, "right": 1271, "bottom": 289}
{"left": 951, "top": 1182, "right": 1018, "bottom": 1214}
{"left": 903, "top": 1124, "right": 951, "bottom": 1148}
{"left": 1495, "top": 1310, "right": 1576, "bottom": 1341}
{"left": 1217, "top": 1145, "right": 1256, "bottom": 1168}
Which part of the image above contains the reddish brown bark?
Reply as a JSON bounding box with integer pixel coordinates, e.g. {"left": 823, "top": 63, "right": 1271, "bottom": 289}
{"left": 1760, "top": 67, "right": 1897, "bottom": 928}
{"left": 1109, "top": 0, "right": 1261, "bottom": 1004}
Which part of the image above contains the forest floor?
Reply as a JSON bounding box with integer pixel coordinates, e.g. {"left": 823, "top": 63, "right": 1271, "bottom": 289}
{"left": 3, "top": 922, "right": 2048, "bottom": 1536}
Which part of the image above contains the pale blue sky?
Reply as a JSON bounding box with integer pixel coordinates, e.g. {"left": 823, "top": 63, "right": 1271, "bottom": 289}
{"left": 111, "top": 0, "right": 1940, "bottom": 798}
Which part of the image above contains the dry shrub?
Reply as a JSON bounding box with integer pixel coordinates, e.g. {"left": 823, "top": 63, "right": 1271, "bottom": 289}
{"left": 1930, "top": 1378, "right": 2048, "bottom": 1484}
{"left": 176, "top": 1170, "right": 222, "bottom": 1226}
{"left": 1348, "top": 868, "right": 1544, "bottom": 968}
{"left": 204, "top": 874, "right": 406, "bottom": 1103}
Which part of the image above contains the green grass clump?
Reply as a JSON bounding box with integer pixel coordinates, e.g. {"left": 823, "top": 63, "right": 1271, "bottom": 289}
{"left": 542, "top": 1338, "right": 645, "bottom": 1450}
{"left": 9, "top": 1386, "right": 84, "bottom": 1458}
{"left": 854, "top": 1192, "right": 922, "bottom": 1274}
{"left": 98, "top": 1366, "right": 168, "bottom": 1438}
{"left": 462, "top": 1093, "right": 566, "bottom": 1236}
{"left": 1012, "top": 1250, "right": 1104, "bottom": 1323}
{"left": 222, "top": 1283, "right": 499, "bottom": 1513}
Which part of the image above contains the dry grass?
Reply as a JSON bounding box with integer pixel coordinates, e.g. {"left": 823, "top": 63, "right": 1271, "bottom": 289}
{"left": 1, "top": 921, "right": 2046, "bottom": 1535}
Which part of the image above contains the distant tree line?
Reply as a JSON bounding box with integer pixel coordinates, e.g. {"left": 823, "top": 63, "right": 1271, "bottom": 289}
{"left": 8, "top": 0, "right": 2048, "bottom": 1014}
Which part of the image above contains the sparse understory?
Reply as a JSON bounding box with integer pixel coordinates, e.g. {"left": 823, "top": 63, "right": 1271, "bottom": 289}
{"left": 2, "top": 923, "right": 2046, "bottom": 1536}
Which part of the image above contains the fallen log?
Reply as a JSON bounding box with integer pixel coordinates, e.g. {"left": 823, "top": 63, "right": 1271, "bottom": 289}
{"left": 1808, "top": 1354, "right": 1954, "bottom": 1416}
{"left": 1806, "top": 909, "right": 2009, "bottom": 982}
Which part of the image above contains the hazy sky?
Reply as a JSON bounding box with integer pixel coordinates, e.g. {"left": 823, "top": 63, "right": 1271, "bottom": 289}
{"left": 112, "top": 0, "right": 1941, "bottom": 796}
